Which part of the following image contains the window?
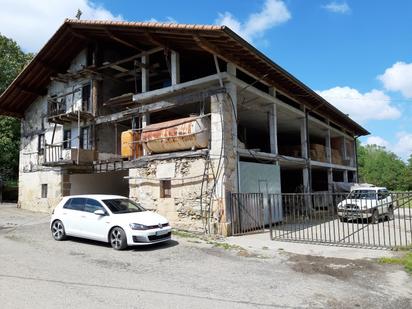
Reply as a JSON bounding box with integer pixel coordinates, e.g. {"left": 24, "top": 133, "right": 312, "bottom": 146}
{"left": 80, "top": 127, "right": 91, "bottom": 150}
{"left": 63, "top": 129, "right": 71, "bottom": 149}
{"left": 41, "top": 184, "right": 47, "bottom": 198}
{"left": 102, "top": 199, "right": 145, "bottom": 214}
{"left": 63, "top": 198, "right": 86, "bottom": 211}
{"left": 378, "top": 190, "right": 389, "bottom": 200}
{"left": 82, "top": 83, "right": 91, "bottom": 112}
{"left": 38, "top": 134, "right": 45, "bottom": 155}
{"left": 84, "top": 198, "right": 106, "bottom": 214}
{"left": 160, "top": 180, "right": 172, "bottom": 198}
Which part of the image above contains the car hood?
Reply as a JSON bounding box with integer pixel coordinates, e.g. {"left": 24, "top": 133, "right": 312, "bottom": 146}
{"left": 338, "top": 199, "right": 377, "bottom": 208}
{"left": 112, "top": 211, "right": 169, "bottom": 226}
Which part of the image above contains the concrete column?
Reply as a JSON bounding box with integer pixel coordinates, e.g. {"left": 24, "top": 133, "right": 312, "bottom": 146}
{"left": 268, "top": 87, "right": 278, "bottom": 155}
{"left": 326, "top": 123, "right": 332, "bottom": 164}
{"left": 327, "top": 168, "right": 333, "bottom": 192}
{"left": 171, "top": 51, "right": 180, "bottom": 85}
{"left": 300, "top": 111, "right": 308, "bottom": 160}
{"left": 210, "top": 92, "right": 237, "bottom": 236}
{"left": 343, "top": 170, "right": 349, "bottom": 183}
{"left": 300, "top": 109, "right": 310, "bottom": 193}
{"left": 141, "top": 54, "right": 149, "bottom": 93}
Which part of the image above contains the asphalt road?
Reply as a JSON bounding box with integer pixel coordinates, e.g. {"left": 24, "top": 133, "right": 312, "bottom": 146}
{"left": 0, "top": 204, "right": 411, "bottom": 309}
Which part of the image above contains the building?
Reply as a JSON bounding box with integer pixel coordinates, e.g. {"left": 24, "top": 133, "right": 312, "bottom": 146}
{"left": 0, "top": 20, "right": 369, "bottom": 235}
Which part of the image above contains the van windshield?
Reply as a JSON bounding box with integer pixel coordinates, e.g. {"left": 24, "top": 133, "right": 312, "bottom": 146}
{"left": 348, "top": 190, "right": 377, "bottom": 200}
{"left": 102, "top": 199, "right": 146, "bottom": 214}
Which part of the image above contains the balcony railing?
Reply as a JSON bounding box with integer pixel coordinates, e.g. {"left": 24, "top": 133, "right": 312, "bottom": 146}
{"left": 43, "top": 144, "right": 96, "bottom": 166}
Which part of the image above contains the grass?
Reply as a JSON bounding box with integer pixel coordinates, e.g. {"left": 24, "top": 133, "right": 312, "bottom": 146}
{"left": 379, "top": 251, "right": 412, "bottom": 274}
{"left": 172, "top": 229, "right": 201, "bottom": 239}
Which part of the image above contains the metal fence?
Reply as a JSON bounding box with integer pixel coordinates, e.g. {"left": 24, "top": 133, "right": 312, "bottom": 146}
{"left": 231, "top": 191, "right": 412, "bottom": 249}
{"left": 230, "top": 193, "right": 265, "bottom": 235}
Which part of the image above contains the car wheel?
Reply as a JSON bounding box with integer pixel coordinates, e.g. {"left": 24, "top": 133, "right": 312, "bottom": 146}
{"left": 371, "top": 209, "right": 379, "bottom": 224}
{"left": 386, "top": 206, "right": 394, "bottom": 221}
{"left": 51, "top": 220, "right": 66, "bottom": 241}
{"left": 110, "top": 227, "right": 128, "bottom": 250}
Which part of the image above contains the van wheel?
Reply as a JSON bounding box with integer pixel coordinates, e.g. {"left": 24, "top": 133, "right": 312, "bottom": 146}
{"left": 110, "top": 227, "right": 128, "bottom": 250}
{"left": 371, "top": 210, "right": 379, "bottom": 224}
{"left": 386, "top": 206, "right": 394, "bottom": 221}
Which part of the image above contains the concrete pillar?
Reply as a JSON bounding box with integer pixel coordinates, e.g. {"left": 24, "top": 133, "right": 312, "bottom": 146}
{"left": 326, "top": 123, "right": 332, "bottom": 164}
{"left": 268, "top": 87, "right": 278, "bottom": 155}
{"left": 300, "top": 109, "right": 310, "bottom": 193}
{"left": 210, "top": 91, "right": 237, "bottom": 236}
{"left": 343, "top": 170, "right": 349, "bottom": 183}
{"left": 171, "top": 51, "right": 180, "bottom": 85}
{"left": 327, "top": 168, "right": 333, "bottom": 192}
{"left": 300, "top": 112, "right": 308, "bottom": 160}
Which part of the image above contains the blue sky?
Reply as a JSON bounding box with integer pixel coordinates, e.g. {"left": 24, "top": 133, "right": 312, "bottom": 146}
{"left": 1, "top": 0, "right": 412, "bottom": 159}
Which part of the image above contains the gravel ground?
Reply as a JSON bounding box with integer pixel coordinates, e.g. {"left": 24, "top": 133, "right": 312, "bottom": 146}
{"left": 0, "top": 204, "right": 411, "bottom": 309}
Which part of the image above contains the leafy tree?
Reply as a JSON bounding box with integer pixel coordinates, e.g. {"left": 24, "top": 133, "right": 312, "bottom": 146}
{"left": 357, "top": 143, "right": 408, "bottom": 191}
{"left": 0, "top": 34, "right": 33, "bottom": 180}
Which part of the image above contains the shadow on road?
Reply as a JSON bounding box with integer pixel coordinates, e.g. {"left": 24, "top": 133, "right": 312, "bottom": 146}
{"left": 63, "top": 236, "right": 179, "bottom": 251}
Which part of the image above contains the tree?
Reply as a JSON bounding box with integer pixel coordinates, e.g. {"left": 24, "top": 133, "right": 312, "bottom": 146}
{"left": 0, "top": 34, "right": 33, "bottom": 180}
{"left": 357, "top": 143, "right": 408, "bottom": 191}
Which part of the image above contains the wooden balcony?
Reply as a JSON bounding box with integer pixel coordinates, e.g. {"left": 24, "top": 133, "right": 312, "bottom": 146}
{"left": 43, "top": 144, "right": 97, "bottom": 166}
{"left": 47, "top": 98, "right": 93, "bottom": 124}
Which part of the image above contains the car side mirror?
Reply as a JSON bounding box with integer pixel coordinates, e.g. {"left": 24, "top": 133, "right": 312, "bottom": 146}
{"left": 94, "top": 209, "right": 105, "bottom": 216}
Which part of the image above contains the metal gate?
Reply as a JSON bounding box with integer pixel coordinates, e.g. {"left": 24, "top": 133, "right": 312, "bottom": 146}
{"left": 230, "top": 193, "right": 265, "bottom": 235}
{"left": 268, "top": 192, "right": 412, "bottom": 249}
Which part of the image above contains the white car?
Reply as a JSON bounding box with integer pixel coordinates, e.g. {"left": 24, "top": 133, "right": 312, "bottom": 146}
{"left": 337, "top": 186, "right": 394, "bottom": 223}
{"left": 50, "top": 195, "right": 172, "bottom": 250}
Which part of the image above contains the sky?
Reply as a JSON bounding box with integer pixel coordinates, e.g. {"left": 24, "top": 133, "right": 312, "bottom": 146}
{"left": 1, "top": 0, "right": 412, "bottom": 160}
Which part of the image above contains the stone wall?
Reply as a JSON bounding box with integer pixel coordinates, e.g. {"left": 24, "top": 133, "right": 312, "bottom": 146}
{"left": 18, "top": 170, "right": 63, "bottom": 213}
{"left": 129, "top": 157, "right": 213, "bottom": 232}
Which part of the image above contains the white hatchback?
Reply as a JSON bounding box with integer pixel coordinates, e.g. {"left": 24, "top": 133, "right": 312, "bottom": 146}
{"left": 50, "top": 195, "right": 172, "bottom": 250}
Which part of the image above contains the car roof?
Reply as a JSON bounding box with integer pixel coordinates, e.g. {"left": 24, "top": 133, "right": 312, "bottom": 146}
{"left": 63, "top": 194, "right": 128, "bottom": 200}
{"left": 352, "top": 187, "right": 387, "bottom": 191}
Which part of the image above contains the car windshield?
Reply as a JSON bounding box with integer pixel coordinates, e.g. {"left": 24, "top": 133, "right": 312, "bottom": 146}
{"left": 347, "top": 190, "right": 377, "bottom": 200}
{"left": 102, "top": 199, "right": 146, "bottom": 214}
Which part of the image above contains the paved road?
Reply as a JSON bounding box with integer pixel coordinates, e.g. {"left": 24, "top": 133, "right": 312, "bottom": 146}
{"left": 0, "top": 204, "right": 411, "bottom": 309}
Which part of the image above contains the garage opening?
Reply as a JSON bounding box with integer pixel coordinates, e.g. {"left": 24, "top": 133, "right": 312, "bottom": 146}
{"left": 69, "top": 170, "right": 129, "bottom": 196}
{"left": 280, "top": 166, "right": 303, "bottom": 193}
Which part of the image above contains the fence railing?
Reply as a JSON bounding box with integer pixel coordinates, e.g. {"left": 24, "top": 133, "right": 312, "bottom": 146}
{"left": 230, "top": 191, "right": 412, "bottom": 249}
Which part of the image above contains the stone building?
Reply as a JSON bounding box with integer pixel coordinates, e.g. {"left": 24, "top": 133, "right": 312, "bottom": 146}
{"left": 0, "top": 20, "right": 368, "bottom": 235}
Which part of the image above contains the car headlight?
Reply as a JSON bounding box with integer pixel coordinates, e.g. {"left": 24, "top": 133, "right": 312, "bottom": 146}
{"left": 129, "top": 223, "right": 148, "bottom": 230}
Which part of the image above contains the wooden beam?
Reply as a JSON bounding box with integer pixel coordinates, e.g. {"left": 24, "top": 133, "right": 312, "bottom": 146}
{"left": 105, "top": 29, "right": 143, "bottom": 51}
{"left": 96, "top": 47, "right": 163, "bottom": 71}
{"left": 133, "top": 73, "right": 221, "bottom": 104}
{"left": 96, "top": 85, "right": 226, "bottom": 124}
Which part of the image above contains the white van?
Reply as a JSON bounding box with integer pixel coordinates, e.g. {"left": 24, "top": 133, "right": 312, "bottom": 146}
{"left": 337, "top": 185, "right": 394, "bottom": 223}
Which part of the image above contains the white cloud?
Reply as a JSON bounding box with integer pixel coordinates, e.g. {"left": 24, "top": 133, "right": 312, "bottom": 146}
{"left": 363, "top": 136, "right": 390, "bottom": 148}
{"left": 378, "top": 61, "right": 412, "bottom": 98}
{"left": 215, "top": 0, "right": 291, "bottom": 42}
{"left": 0, "top": 0, "right": 122, "bottom": 52}
{"left": 393, "top": 132, "right": 412, "bottom": 160}
{"left": 316, "top": 86, "right": 401, "bottom": 123}
{"left": 322, "top": 2, "right": 351, "bottom": 14}
{"left": 363, "top": 133, "right": 412, "bottom": 160}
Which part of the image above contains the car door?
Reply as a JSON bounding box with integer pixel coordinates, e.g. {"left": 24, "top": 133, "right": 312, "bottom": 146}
{"left": 61, "top": 198, "right": 86, "bottom": 237}
{"left": 81, "top": 198, "right": 112, "bottom": 242}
